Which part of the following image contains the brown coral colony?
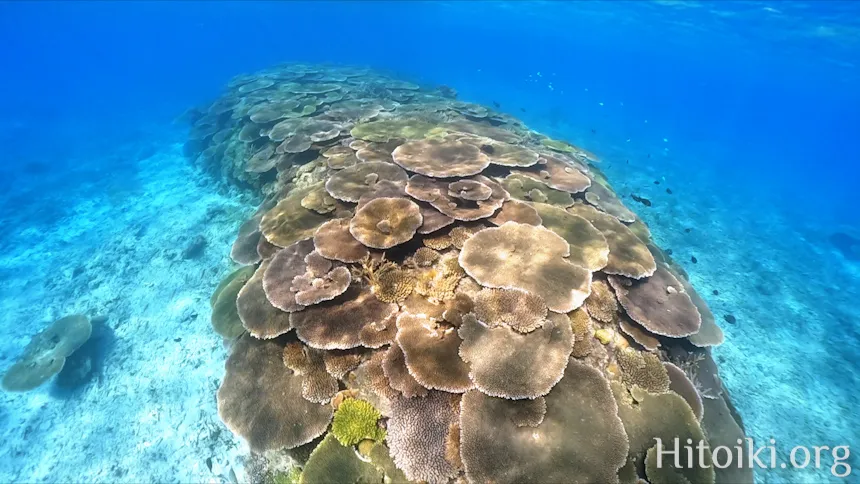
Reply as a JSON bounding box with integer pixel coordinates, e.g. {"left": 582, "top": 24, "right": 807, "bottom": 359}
{"left": 188, "top": 64, "right": 745, "bottom": 484}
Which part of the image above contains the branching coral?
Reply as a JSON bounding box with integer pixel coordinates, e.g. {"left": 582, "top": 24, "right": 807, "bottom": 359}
{"left": 356, "top": 255, "right": 416, "bottom": 303}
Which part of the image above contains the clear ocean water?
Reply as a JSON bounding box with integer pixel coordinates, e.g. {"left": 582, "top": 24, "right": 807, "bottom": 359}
{"left": 1, "top": 1, "right": 858, "bottom": 483}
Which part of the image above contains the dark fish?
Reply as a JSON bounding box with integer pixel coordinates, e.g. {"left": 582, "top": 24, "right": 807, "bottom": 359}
{"left": 653, "top": 180, "right": 660, "bottom": 185}
{"left": 520, "top": 107, "right": 526, "bottom": 112}
{"left": 492, "top": 101, "right": 501, "bottom": 108}
{"left": 647, "top": 153, "right": 651, "bottom": 158}
{"left": 626, "top": 160, "right": 630, "bottom": 164}
{"left": 630, "top": 193, "right": 652, "bottom": 207}
{"left": 712, "top": 289, "right": 720, "bottom": 296}
{"left": 684, "top": 228, "right": 691, "bottom": 233}
{"left": 724, "top": 314, "right": 737, "bottom": 324}
{"left": 690, "top": 255, "right": 698, "bottom": 263}
{"left": 591, "top": 128, "right": 596, "bottom": 134}
{"left": 666, "top": 188, "right": 673, "bottom": 194}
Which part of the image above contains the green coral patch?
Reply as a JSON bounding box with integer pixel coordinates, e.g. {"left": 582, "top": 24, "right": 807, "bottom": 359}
{"left": 331, "top": 398, "right": 386, "bottom": 446}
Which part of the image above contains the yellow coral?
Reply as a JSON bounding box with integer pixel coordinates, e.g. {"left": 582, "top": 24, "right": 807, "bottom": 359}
{"left": 594, "top": 328, "right": 614, "bottom": 345}
{"left": 449, "top": 226, "right": 481, "bottom": 249}
{"left": 409, "top": 247, "right": 441, "bottom": 267}
{"left": 569, "top": 308, "right": 593, "bottom": 358}
{"left": 423, "top": 233, "right": 453, "bottom": 250}
{"left": 331, "top": 398, "right": 386, "bottom": 446}
{"left": 374, "top": 267, "right": 415, "bottom": 303}
{"left": 617, "top": 348, "right": 670, "bottom": 393}
{"left": 584, "top": 279, "right": 619, "bottom": 323}
{"left": 414, "top": 255, "right": 464, "bottom": 302}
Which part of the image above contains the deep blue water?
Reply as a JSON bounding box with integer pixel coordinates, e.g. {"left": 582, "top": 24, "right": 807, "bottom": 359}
{"left": 1, "top": 1, "right": 859, "bottom": 482}
{"left": 2, "top": 1, "right": 858, "bottom": 227}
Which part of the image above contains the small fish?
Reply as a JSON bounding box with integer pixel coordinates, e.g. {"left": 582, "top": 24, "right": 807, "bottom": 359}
{"left": 691, "top": 255, "right": 698, "bottom": 264}
{"left": 712, "top": 289, "right": 720, "bottom": 296}
{"left": 653, "top": 180, "right": 660, "bottom": 185}
{"left": 520, "top": 107, "right": 526, "bottom": 112}
{"left": 665, "top": 249, "right": 673, "bottom": 255}
{"left": 666, "top": 188, "right": 673, "bottom": 194}
{"left": 591, "top": 128, "right": 596, "bottom": 134}
{"left": 492, "top": 101, "right": 501, "bottom": 108}
{"left": 685, "top": 228, "right": 691, "bottom": 233}
{"left": 626, "top": 160, "right": 630, "bottom": 164}
{"left": 647, "top": 153, "right": 651, "bottom": 159}
{"left": 724, "top": 314, "right": 736, "bottom": 324}
{"left": 630, "top": 194, "right": 652, "bottom": 207}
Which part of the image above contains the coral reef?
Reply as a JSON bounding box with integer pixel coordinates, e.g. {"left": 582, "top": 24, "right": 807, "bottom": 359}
{"left": 187, "top": 64, "right": 746, "bottom": 483}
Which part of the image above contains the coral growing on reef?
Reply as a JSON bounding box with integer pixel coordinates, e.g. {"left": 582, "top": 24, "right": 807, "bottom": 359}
{"left": 331, "top": 398, "right": 386, "bottom": 446}
{"left": 186, "top": 63, "right": 745, "bottom": 483}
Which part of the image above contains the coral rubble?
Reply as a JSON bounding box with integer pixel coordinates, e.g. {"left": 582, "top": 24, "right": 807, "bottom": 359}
{"left": 186, "top": 63, "right": 747, "bottom": 483}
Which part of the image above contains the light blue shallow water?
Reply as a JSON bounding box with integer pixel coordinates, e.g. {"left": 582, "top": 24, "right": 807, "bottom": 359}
{"left": 0, "top": 2, "right": 858, "bottom": 483}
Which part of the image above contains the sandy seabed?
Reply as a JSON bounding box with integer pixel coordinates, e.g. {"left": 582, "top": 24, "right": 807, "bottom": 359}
{"left": 0, "top": 141, "right": 255, "bottom": 483}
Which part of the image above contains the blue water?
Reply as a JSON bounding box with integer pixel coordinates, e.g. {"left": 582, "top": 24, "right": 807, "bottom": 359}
{"left": 1, "top": 1, "right": 858, "bottom": 483}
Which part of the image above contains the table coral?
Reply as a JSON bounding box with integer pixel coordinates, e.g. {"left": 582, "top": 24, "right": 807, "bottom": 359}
{"left": 187, "top": 63, "right": 749, "bottom": 484}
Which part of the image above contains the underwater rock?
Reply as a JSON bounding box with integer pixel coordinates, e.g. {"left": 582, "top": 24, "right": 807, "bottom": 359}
{"left": 830, "top": 232, "right": 860, "bottom": 261}
{"left": 182, "top": 235, "right": 207, "bottom": 259}
{"left": 189, "top": 63, "right": 748, "bottom": 484}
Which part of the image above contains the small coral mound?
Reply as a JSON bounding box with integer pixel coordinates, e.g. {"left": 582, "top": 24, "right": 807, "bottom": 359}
{"left": 331, "top": 398, "right": 386, "bottom": 446}
{"left": 569, "top": 308, "right": 594, "bottom": 358}
{"left": 2, "top": 315, "right": 93, "bottom": 392}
